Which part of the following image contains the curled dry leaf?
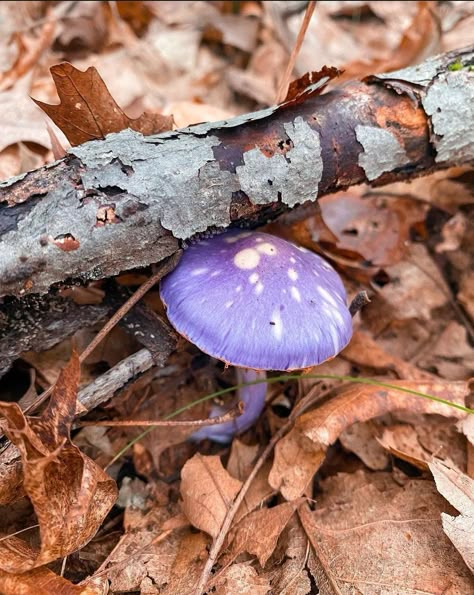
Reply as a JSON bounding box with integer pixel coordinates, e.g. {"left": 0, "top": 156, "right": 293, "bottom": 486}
{"left": 0, "top": 442, "right": 24, "bottom": 505}
{"left": 33, "top": 62, "right": 174, "bottom": 147}
{"left": 0, "top": 538, "right": 102, "bottom": 595}
{"left": 299, "top": 471, "right": 473, "bottom": 594}
{"left": 0, "top": 351, "right": 117, "bottom": 573}
{"left": 429, "top": 459, "right": 474, "bottom": 572}
{"left": 270, "top": 380, "right": 469, "bottom": 500}
{"left": 378, "top": 419, "right": 467, "bottom": 472}
{"left": 180, "top": 454, "right": 242, "bottom": 538}
{"left": 283, "top": 66, "right": 341, "bottom": 104}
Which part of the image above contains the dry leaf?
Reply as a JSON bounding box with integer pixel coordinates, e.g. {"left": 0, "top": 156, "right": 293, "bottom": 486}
{"left": 379, "top": 420, "right": 467, "bottom": 472}
{"left": 343, "top": 2, "right": 441, "bottom": 80}
{"left": 0, "top": 351, "right": 117, "bottom": 573}
{"left": 458, "top": 271, "right": 474, "bottom": 321}
{"left": 342, "top": 330, "right": 433, "bottom": 380}
{"left": 180, "top": 454, "right": 242, "bottom": 538}
{"left": 430, "top": 459, "right": 474, "bottom": 572}
{"left": 299, "top": 471, "right": 473, "bottom": 594}
{"left": 363, "top": 243, "right": 449, "bottom": 332}
{"left": 160, "top": 532, "right": 209, "bottom": 595}
{"left": 0, "top": 538, "right": 101, "bottom": 595}
{"left": 265, "top": 517, "right": 312, "bottom": 595}
{"left": 270, "top": 380, "right": 469, "bottom": 500}
{"left": 227, "top": 440, "right": 274, "bottom": 523}
{"left": 0, "top": 21, "right": 55, "bottom": 91}
{"left": 418, "top": 320, "right": 474, "bottom": 380}
{"left": 319, "top": 193, "right": 428, "bottom": 268}
{"left": 0, "top": 75, "right": 53, "bottom": 153}
{"left": 339, "top": 421, "right": 390, "bottom": 470}
{"left": 284, "top": 67, "right": 341, "bottom": 103}
{"left": 213, "top": 562, "right": 271, "bottom": 595}
{"left": 0, "top": 443, "right": 24, "bottom": 505}
{"left": 100, "top": 505, "right": 193, "bottom": 593}
{"left": 224, "top": 501, "right": 302, "bottom": 568}
{"left": 33, "top": 62, "right": 173, "bottom": 146}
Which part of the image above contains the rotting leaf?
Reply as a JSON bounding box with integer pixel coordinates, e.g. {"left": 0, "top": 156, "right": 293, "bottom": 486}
{"left": 180, "top": 454, "right": 242, "bottom": 539}
{"left": 33, "top": 62, "right": 174, "bottom": 146}
{"left": 0, "top": 351, "right": 117, "bottom": 573}
{"left": 270, "top": 380, "right": 469, "bottom": 500}
{"left": 429, "top": 459, "right": 474, "bottom": 572}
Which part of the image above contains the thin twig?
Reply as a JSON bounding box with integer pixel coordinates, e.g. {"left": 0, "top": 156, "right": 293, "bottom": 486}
{"left": 276, "top": 1, "right": 317, "bottom": 103}
{"left": 23, "top": 252, "right": 181, "bottom": 415}
{"left": 78, "top": 406, "right": 241, "bottom": 428}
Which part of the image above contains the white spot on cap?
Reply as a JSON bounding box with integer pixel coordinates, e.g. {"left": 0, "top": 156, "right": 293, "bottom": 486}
{"left": 226, "top": 231, "right": 252, "bottom": 243}
{"left": 322, "top": 261, "right": 333, "bottom": 271}
{"left": 255, "top": 237, "right": 263, "bottom": 243}
{"left": 297, "top": 246, "right": 308, "bottom": 253}
{"left": 225, "top": 300, "right": 234, "bottom": 308}
{"left": 332, "top": 308, "right": 345, "bottom": 327}
{"left": 249, "top": 272, "right": 259, "bottom": 284}
{"left": 235, "top": 285, "right": 242, "bottom": 293}
{"left": 210, "top": 270, "right": 221, "bottom": 278}
{"left": 255, "top": 282, "right": 264, "bottom": 295}
{"left": 191, "top": 268, "right": 209, "bottom": 276}
{"left": 291, "top": 286, "right": 301, "bottom": 302}
{"left": 270, "top": 309, "right": 283, "bottom": 340}
{"left": 234, "top": 248, "right": 260, "bottom": 269}
{"left": 288, "top": 268, "right": 298, "bottom": 281}
{"left": 225, "top": 235, "right": 241, "bottom": 244}
{"left": 256, "top": 242, "right": 277, "bottom": 256}
{"left": 318, "top": 286, "right": 338, "bottom": 308}
{"left": 290, "top": 257, "right": 296, "bottom": 264}
{"left": 329, "top": 326, "right": 340, "bottom": 353}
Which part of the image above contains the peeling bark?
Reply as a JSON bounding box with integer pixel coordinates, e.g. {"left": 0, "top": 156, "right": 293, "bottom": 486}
{"left": 0, "top": 47, "right": 472, "bottom": 300}
{"left": 0, "top": 47, "right": 473, "bottom": 376}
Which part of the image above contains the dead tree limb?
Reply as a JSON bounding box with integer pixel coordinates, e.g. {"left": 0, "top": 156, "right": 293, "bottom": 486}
{"left": 0, "top": 48, "right": 473, "bottom": 376}
{"left": 1, "top": 47, "right": 472, "bottom": 300}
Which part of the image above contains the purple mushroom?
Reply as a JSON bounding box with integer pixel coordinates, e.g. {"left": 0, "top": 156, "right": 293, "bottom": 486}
{"left": 160, "top": 229, "right": 353, "bottom": 442}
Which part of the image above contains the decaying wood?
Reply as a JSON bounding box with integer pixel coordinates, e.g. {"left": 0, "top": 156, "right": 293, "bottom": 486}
{"left": 1, "top": 47, "right": 472, "bottom": 301}
{"left": 0, "top": 294, "right": 110, "bottom": 377}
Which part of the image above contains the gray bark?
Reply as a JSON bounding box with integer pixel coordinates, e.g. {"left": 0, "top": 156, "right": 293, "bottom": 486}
{"left": 0, "top": 47, "right": 473, "bottom": 300}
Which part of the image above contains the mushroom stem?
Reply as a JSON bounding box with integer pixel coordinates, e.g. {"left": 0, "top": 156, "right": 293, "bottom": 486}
{"left": 191, "top": 368, "right": 267, "bottom": 443}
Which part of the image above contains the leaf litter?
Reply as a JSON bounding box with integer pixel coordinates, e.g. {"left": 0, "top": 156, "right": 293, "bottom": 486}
{"left": 0, "top": 1, "right": 473, "bottom": 593}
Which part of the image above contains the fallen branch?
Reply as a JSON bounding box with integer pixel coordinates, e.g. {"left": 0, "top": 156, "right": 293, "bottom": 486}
{"left": 1, "top": 47, "right": 472, "bottom": 300}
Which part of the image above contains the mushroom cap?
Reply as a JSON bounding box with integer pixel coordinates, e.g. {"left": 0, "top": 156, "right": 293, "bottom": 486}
{"left": 160, "top": 230, "right": 352, "bottom": 371}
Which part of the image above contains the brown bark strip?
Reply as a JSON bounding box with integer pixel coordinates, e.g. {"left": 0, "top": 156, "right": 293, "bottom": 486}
{"left": 0, "top": 46, "right": 472, "bottom": 302}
